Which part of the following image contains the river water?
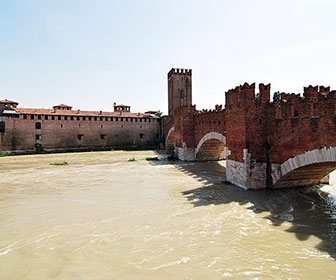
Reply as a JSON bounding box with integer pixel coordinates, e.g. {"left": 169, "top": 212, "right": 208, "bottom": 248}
{"left": 0, "top": 151, "right": 335, "bottom": 279}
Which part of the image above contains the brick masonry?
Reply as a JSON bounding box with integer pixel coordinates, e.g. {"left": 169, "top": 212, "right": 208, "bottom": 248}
{"left": 166, "top": 68, "right": 336, "bottom": 189}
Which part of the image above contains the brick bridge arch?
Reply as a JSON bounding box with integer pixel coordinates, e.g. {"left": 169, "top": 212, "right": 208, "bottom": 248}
{"left": 195, "top": 132, "right": 226, "bottom": 161}
{"left": 272, "top": 147, "right": 336, "bottom": 188}
{"left": 165, "top": 126, "right": 175, "bottom": 147}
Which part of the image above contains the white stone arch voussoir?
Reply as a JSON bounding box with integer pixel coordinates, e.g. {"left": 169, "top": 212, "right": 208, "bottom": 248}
{"left": 272, "top": 147, "right": 336, "bottom": 185}
{"left": 195, "top": 132, "right": 226, "bottom": 156}
{"left": 165, "top": 126, "right": 175, "bottom": 147}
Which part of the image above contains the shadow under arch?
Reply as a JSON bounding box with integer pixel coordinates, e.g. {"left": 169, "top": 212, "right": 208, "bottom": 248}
{"left": 195, "top": 132, "right": 226, "bottom": 161}
{"left": 173, "top": 160, "right": 336, "bottom": 260}
{"left": 272, "top": 147, "right": 336, "bottom": 188}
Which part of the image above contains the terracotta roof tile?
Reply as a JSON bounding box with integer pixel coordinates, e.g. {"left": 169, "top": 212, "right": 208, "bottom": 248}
{"left": 14, "top": 107, "right": 151, "bottom": 118}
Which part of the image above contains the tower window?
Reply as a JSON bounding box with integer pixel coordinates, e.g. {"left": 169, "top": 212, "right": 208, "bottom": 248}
{"left": 36, "top": 135, "right": 41, "bottom": 141}
{"left": 45, "top": 115, "right": 48, "bottom": 120}
{"left": 100, "top": 134, "right": 106, "bottom": 140}
{"left": 58, "top": 116, "right": 61, "bottom": 120}
{"left": 78, "top": 134, "right": 83, "bottom": 141}
{"left": 37, "top": 115, "right": 41, "bottom": 120}
{"left": 31, "top": 115, "right": 34, "bottom": 120}
{"left": 139, "top": 133, "right": 144, "bottom": 139}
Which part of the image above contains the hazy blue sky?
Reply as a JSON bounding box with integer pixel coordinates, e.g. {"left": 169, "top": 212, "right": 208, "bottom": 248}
{"left": 1, "top": 0, "right": 335, "bottom": 114}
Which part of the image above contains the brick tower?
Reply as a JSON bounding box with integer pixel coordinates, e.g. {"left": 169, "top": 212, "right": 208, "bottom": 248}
{"left": 167, "top": 68, "right": 192, "bottom": 116}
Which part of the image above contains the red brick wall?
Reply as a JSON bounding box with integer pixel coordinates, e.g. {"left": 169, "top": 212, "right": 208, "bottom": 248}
{"left": 268, "top": 86, "right": 336, "bottom": 164}
{"left": 173, "top": 105, "right": 196, "bottom": 148}
{"left": 193, "top": 107, "right": 226, "bottom": 146}
{"left": 174, "top": 83, "right": 336, "bottom": 166}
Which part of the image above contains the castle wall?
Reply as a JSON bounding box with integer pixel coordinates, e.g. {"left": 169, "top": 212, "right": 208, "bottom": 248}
{"left": 0, "top": 114, "right": 161, "bottom": 152}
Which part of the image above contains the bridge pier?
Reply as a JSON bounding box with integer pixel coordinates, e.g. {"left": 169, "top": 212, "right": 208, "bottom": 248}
{"left": 175, "top": 144, "right": 195, "bottom": 161}
{"left": 226, "top": 149, "right": 268, "bottom": 189}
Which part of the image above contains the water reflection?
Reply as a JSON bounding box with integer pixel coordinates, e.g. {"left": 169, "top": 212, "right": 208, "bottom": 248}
{"left": 177, "top": 161, "right": 336, "bottom": 259}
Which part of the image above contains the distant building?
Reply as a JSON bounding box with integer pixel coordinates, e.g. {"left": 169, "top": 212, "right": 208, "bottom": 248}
{"left": 0, "top": 100, "right": 162, "bottom": 153}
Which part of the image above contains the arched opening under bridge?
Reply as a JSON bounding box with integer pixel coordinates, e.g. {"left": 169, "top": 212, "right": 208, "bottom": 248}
{"left": 165, "top": 127, "right": 175, "bottom": 148}
{"left": 272, "top": 147, "right": 336, "bottom": 188}
{"left": 195, "top": 132, "right": 226, "bottom": 161}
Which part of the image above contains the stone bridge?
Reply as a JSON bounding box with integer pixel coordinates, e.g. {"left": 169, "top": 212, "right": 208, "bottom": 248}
{"left": 165, "top": 69, "right": 336, "bottom": 189}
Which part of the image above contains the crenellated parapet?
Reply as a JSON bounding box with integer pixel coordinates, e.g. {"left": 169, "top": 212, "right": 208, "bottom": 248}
{"left": 225, "top": 82, "right": 270, "bottom": 110}
{"left": 270, "top": 85, "right": 335, "bottom": 121}
{"left": 194, "top": 106, "right": 225, "bottom": 128}
{"left": 168, "top": 68, "right": 192, "bottom": 78}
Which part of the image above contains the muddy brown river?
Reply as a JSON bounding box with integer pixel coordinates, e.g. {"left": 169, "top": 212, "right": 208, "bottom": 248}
{"left": 0, "top": 150, "right": 335, "bottom": 279}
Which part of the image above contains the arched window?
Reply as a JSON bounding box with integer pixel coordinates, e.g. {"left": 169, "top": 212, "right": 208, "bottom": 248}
{"left": 35, "top": 122, "right": 41, "bottom": 129}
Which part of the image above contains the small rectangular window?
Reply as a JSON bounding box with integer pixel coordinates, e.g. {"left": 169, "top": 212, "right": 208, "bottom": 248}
{"left": 70, "top": 116, "right": 74, "bottom": 121}
{"left": 88, "top": 116, "right": 92, "bottom": 121}
{"left": 78, "top": 134, "right": 83, "bottom": 140}
{"left": 36, "top": 135, "right": 41, "bottom": 140}
{"left": 156, "top": 134, "right": 160, "bottom": 139}
{"left": 77, "top": 116, "right": 80, "bottom": 121}
{"left": 139, "top": 133, "right": 144, "bottom": 139}
{"left": 83, "top": 116, "right": 86, "bottom": 121}
{"left": 31, "top": 115, "right": 34, "bottom": 120}
{"left": 100, "top": 117, "right": 103, "bottom": 121}
{"left": 45, "top": 115, "right": 48, "bottom": 120}
{"left": 23, "top": 114, "right": 27, "bottom": 119}
{"left": 94, "top": 117, "right": 97, "bottom": 121}
{"left": 100, "top": 134, "right": 106, "bottom": 140}
{"left": 105, "top": 117, "right": 108, "bottom": 121}
{"left": 64, "top": 116, "right": 68, "bottom": 120}
{"left": 58, "top": 116, "right": 61, "bottom": 120}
